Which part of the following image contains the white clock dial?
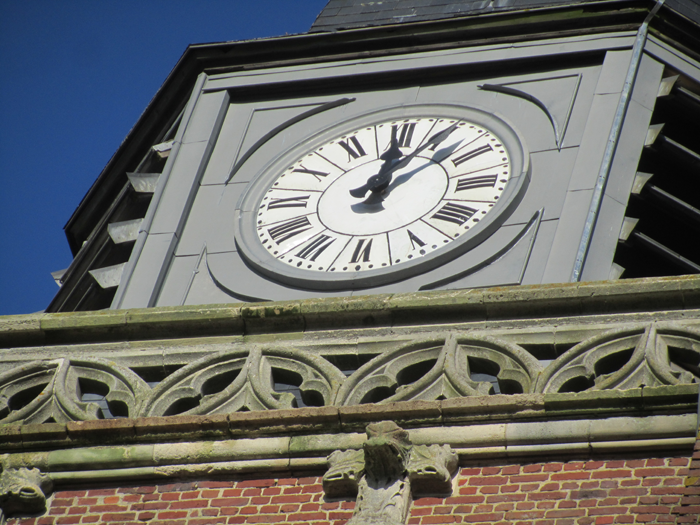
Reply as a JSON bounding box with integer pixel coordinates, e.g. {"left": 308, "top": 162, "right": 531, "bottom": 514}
{"left": 236, "top": 105, "right": 528, "bottom": 290}
{"left": 255, "top": 116, "right": 510, "bottom": 273}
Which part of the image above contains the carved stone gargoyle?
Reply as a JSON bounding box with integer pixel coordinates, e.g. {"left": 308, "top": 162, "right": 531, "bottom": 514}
{"left": 0, "top": 467, "right": 53, "bottom": 518}
{"left": 322, "top": 421, "right": 458, "bottom": 525}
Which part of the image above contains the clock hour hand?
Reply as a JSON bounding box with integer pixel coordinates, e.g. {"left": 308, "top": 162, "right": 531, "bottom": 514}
{"left": 349, "top": 122, "right": 460, "bottom": 199}
{"left": 348, "top": 126, "right": 402, "bottom": 198}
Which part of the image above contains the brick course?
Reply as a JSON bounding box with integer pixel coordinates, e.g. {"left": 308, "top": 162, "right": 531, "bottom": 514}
{"left": 6, "top": 456, "right": 693, "bottom": 525}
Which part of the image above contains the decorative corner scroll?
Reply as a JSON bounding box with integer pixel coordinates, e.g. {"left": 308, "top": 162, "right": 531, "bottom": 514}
{"left": 479, "top": 74, "right": 581, "bottom": 150}
{"left": 323, "top": 421, "right": 458, "bottom": 525}
{"left": 0, "top": 467, "right": 53, "bottom": 518}
{"left": 225, "top": 97, "right": 356, "bottom": 184}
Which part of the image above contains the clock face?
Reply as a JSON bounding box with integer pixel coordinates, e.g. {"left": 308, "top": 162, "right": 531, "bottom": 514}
{"left": 235, "top": 105, "right": 528, "bottom": 290}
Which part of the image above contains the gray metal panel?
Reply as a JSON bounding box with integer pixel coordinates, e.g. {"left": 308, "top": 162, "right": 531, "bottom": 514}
{"left": 415, "top": 65, "right": 602, "bottom": 154}
{"left": 436, "top": 216, "right": 541, "bottom": 289}
{"left": 491, "top": 74, "right": 583, "bottom": 148}
{"left": 595, "top": 50, "right": 633, "bottom": 95}
{"left": 520, "top": 218, "right": 558, "bottom": 284}
{"left": 149, "top": 140, "right": 213, "bottom": 235}
{"left": 579, "top": 194, "right": 626, "bottom": 281}
{"left": 150, "top": 91, "right": 230, "bottom": 235}
{"left": 541, "top": 188, "right": 593, "bottom": 282}
{"left": 181, "top": 92, "right": 231, "bottom": 146}
{"left": 632, "top": 53, "right": 665, "bottom": 111}
{"left": 350, "top": 216, "right": 541, "bottom": 295}
{"left": 566, "top": 93, "right": 620, "bottom": 191}
{"left": 477, "top": 90, "right": 560, "bottom": 154}
{"left": 503, "top": 146, "right": 579, "bottom": 226}
{"left": 205, "top": 251, "right": 353, "bottom": 301}
{"left": 183, "top": 253, "right": 249, "bottom": 306}
{"left": 175, "top": 183, "right": 246, "bottom": 257}
{"left": 201, "top": 101, "right": 346, "bottom": 186}
{"left": 119, "top": 232, "right": 179, "bottom": 308}
{"left": 560, "top": 65, "right": 602, "bottom": 149}
{"left": 156, "top": 254, "right": 201, "bottom": 307}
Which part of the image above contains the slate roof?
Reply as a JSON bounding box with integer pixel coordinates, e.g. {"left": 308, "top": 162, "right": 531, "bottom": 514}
{"left": 310, "top": 0, "right": 700, "bottom": 31}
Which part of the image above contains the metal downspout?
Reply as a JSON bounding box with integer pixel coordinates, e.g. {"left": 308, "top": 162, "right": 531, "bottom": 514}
{"left": 570, "top": 0, "right": 665, "bottom": 282}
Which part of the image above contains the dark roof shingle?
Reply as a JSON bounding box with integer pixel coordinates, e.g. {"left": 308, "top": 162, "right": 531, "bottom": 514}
{"left": 309, "top": 0, "right": 700, "bottom": 31}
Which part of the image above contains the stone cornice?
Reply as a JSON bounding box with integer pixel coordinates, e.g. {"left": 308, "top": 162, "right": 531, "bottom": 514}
{"left": 2, "top": 276, "right": 699, "bottom": 349}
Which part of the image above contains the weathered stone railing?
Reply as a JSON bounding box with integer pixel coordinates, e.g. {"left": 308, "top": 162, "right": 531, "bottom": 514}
{"left": 0, "top": 325, "right": 699, "bottom": 424}
{"left": 1, "top": 276, "right": 699, "bottom": 425}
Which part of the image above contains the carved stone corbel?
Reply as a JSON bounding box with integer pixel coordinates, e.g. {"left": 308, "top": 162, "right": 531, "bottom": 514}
{"left": 323, "top": 421, "right": 458, "bottom": 525}
{"left": 0, "top": 467, "right": 53, "bottom": 518}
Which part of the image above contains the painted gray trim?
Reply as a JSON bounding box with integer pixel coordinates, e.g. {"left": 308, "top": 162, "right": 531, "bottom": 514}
{"left": 645, "top": 34, "right": 700, "bottom": 79}
{"left": 202, "top": 32, "right": 636, "bottom": 93}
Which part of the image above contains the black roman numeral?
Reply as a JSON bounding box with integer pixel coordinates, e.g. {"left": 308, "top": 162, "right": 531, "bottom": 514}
{"left": 296, "top": 235, "right": 335, "bottom": 261}
{"left": 452, "top": 144, "right": 493, "bottom": 167}
{"left": 292, "top": 166, "right": 329, "bottom": 182}
{"left": 338, "top": 136, "right": 367, "bottom": 161}
{"left": 432, "top": 202, "right": 478, "bottom": 225}
{"left": 267, "top": 216, "right": 312, "bottom": 244}
{"left": 392, "top": 123, "right": 416, "bottom": 148}
{"left": 455, "top": 174, "right": 498, "bottom": 192}
{"left": 350, "top": 238, "right": 372, "bottom": 263}
{"left": 407, "top": 229, "right": 426, "bottom": 250}
{"left": 267, "top": 195, "right": 310, "bottom": 210}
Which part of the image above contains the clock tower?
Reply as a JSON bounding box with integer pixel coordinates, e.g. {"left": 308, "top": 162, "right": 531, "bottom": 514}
{"left": 1, "top": 1, "right": 700, "bottom": 524}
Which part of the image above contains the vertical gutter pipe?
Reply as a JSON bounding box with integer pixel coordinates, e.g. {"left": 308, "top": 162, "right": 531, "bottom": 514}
{"left": 570, "top": 0, "right": 665, "bottom": 282}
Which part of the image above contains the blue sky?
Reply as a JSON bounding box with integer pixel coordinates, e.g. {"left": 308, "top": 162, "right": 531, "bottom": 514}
{"left": 0, "top": 1, "right": 329, "bottom": 315}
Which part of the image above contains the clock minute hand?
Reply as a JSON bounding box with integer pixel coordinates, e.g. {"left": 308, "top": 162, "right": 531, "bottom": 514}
{"left": 349, "top": 122, "right": 460, "bottom": 199}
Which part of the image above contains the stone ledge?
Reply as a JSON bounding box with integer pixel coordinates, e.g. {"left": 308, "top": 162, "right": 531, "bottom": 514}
{"left": 1, "top": 416, "right": 694, "bottom": 489}
{"left": 1, "top": 385, "right": 696, "bottom": 453}
{"left": 1, "top": 275, "right": 699, "bottom": 348}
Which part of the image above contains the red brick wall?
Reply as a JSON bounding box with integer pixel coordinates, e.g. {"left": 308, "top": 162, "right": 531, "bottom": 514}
{"left": 6, "top": 456, "right": 693, "bottom": 525}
